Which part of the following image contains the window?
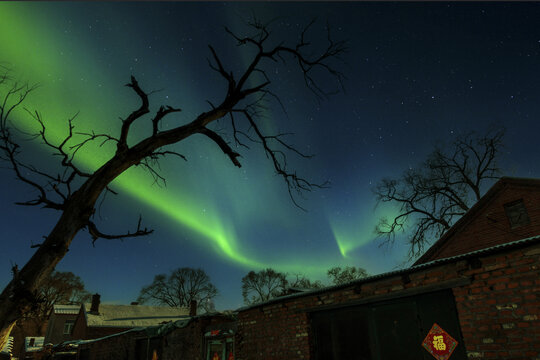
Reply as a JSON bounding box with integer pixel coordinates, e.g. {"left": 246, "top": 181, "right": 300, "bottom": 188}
{"left": 504, "top": 199, "right": 530, "bottom": 228}
{"left": 63, "top": 320, "right": 75, "bottom": 335}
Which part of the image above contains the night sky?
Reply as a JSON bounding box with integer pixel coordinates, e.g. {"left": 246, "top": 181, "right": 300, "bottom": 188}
{"left": 1, "top": 2, "right": 540, "bottom": 311}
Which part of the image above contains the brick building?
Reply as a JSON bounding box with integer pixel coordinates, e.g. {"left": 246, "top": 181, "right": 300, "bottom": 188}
{"left": 234, "top": 177, "right": 540, "bottom": 359}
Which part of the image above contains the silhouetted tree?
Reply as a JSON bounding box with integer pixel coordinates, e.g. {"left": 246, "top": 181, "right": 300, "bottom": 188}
{"left": 373, "top": 130, "right": 505, "bottom": 259}
{"left": 14, "top": 271, "right": 90, "bottom": 338}
{"left": 242, "top": 266, "right": 370, "bottom": 305}
{"left": 137, "top": 267, "right": 217, "bottom": 313}
{"left": 35, "top": 271, "right": 91, "bottom": 317}
{"left": 27, "top": 271, "right": 91, "bottom": 335}
{"left": 288, "top": 273, "right": 324, "bottom": 290}
{"left": 327, "top": 266, "right": 368, "bottom": 285}
{"left": 241, "top": 268, "right": 288, "bottom": 305}
{"left": 0, "top": 17, "right": 346, "bottom": 348}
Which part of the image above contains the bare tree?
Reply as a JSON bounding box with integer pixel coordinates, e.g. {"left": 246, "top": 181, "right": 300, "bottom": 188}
{"left": 137, "top": 268, "right": 218, "bottom": 313}
{"left": 373, "top": 130, "right": 505, "bottom": 259}
{"left": 7, "top": 271, "right": 90, "bottom": 342}
{"left": 35, "top": 271, "right": 91, "bottom": 317}
{"left": 0, "top": 18, "right": 346, "bottom": 348}
{"left": 327, "top": 266, "right": 368, "bottom": 285}
{"left": 287, "top": 273, "right": 324, "bottom": 290}
{"left": 242, "top": 269, "right": 329, "bottom": 305}
{"left": 19, "top": 271, "right": 90, "bottom": 336}
{"left": 241, "top": 268, "right": 288, "bottom": 305}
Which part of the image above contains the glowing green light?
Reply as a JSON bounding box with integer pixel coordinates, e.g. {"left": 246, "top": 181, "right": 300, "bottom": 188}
{"left": 329, "top": 203, "right": 401, "bottom": 258}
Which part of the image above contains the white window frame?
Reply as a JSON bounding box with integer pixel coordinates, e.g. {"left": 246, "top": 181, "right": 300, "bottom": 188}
{"left": 63, "top": 320, "right": 75, "bottom": 335}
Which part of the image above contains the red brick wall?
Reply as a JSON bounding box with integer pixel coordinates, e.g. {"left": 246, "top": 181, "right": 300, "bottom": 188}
{"left": 453, "top": 244, "right": 540, "bottom": 359}
{"left": 235, "top": 242, "right": 540, "bottom": 360}
{"left": 429, "top": 184, "right": 540, "bottom": 260}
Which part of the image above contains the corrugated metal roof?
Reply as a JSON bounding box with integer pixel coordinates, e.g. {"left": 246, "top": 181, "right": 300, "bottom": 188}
{"left": 0, "top": 336, "right": 13, "bottom": 355}
{"left": 83, "top": 304, "right": 190, "bottom": 328}
{"left": 237, "top": 234, "right": 540, "bottom": 311}
{"left": 53, "top": 304, "right": 81, "bottom": 315}
{"left": 25, "top": 337, "right": 45, "bottom": 353}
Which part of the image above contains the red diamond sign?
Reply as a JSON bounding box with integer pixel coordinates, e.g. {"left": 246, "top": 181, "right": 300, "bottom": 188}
{"left": 422, "top": 323, "right": 458, "bottom": 360}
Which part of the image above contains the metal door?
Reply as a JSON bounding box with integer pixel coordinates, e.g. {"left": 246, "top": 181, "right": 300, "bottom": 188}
{"left": 371, "top": 299, "right": 426, "bottom": 360}
{"left": 311, "top": 307, "right": 374, "bottom": 360}
{"left": 311, "top": 289, "right": 466, "bottom": 360}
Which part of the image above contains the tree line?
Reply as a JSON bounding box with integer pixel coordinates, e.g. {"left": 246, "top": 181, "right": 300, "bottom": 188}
{"left": 141, "top": 265, "right": 369, "bottom": 308}
{"left": 27, "top": 264, "right": 368, "bottom": 332}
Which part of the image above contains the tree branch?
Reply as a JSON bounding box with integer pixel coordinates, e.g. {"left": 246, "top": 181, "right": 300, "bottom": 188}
{"left": 87, "top": 216, "right": 153, "bottom": 246}
{"left": 152, "top": 105, "right": 182, "bottom": 136}
{"left": 198, "top": 127, "right": 242, "bottom": 168}
{"left": 117, "top": 76, "right": 150, "bottom": 153}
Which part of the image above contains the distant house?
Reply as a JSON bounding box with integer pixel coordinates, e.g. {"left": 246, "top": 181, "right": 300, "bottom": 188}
{"left": 71, "top": 294, "right": 190, "bottom": 340}
{"left": 44, "top": 304, "right": 81, "bottom": 346}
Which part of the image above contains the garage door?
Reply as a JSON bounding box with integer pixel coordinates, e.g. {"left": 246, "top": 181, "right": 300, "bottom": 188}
{"left": 311, "top": 289, "right": 466, "bottom": 360}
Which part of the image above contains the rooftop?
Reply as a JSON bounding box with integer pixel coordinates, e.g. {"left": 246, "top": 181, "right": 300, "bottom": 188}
{"left": 53, "top": 304, "right": 81, "bottom": 315}
{"left": 83, "top": 303, "right": 190, "bottom": 328}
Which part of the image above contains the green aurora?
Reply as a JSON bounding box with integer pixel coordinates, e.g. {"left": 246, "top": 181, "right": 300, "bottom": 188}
{"left": 0, "top": 2, "right": 376, "bottom": 281}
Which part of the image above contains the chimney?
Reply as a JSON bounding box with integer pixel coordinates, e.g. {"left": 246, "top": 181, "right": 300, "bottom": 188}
{"left": 90, "top": 293, "right": 100, "bottom": 314}
{"left": 189, "top": 300, "right": 197, "bottom": 317}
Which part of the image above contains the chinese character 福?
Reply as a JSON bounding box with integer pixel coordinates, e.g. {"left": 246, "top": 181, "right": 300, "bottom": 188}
{"left": 433, "top": 335, "right": 446, "bottom": 351}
